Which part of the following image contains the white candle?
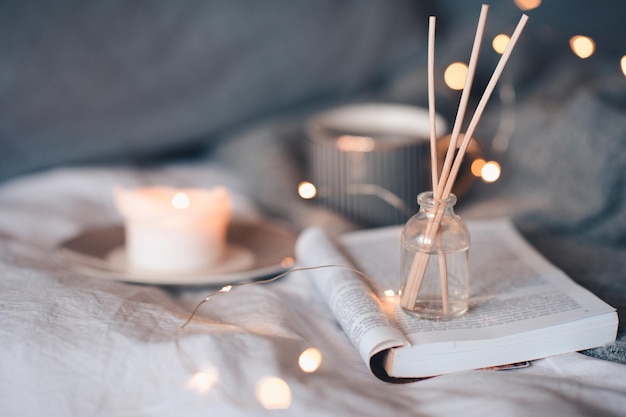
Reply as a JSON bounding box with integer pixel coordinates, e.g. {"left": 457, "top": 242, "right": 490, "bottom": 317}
{"left": 114, "top": 186, "right": 232, "bottom": 273}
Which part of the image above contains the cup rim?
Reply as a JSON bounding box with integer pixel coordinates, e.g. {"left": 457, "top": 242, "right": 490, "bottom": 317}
{"left": 306, "top": 102, "right": 448, "bottom": 150}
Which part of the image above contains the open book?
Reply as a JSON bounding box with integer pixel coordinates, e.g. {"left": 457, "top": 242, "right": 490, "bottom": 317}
{"left": 295, "top": 219, "right": 618, "bottom": 380}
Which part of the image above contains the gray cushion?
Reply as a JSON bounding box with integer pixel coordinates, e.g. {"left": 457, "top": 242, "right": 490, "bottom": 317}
{"left": 0, "top": 0, "right": 429, "bottom": 181}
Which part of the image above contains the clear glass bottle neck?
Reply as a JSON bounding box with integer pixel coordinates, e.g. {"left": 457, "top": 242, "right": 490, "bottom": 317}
{"left": 417, "top": 191, "right": 457, "bottom": 214}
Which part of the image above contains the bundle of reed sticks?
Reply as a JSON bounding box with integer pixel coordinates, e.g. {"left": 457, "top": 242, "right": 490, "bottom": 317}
{"left": 400, "top": 5, "right": 529, "bottom": 312}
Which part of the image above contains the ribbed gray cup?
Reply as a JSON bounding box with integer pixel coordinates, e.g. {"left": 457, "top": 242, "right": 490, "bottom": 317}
{"left": 306, "top": 103, "right": 447, "bottom": 227}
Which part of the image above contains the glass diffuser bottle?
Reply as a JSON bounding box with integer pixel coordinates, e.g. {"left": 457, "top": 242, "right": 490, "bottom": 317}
{"left": 400, "top": 191, "right": 470, "bottom": 319}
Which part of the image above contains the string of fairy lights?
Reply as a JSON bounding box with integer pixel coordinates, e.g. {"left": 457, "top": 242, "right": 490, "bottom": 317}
{"left": 447, "top": 0, "right": 625, "bottom": 184}
{"left": 177, "top": 265, "right": 383, "bottom": 409}
{"left": 179, "top": 1, "right": 624, "bottom": 410}
{"left": 300, "top": 0, "right": 624, "bottom": 207}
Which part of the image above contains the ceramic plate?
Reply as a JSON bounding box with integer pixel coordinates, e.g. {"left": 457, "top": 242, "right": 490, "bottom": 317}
{"left": 55, "top": 220, "right": 297, "bottom": 286}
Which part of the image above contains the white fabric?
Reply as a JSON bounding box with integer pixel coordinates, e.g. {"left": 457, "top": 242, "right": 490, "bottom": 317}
{"left": 1, "top": 166, "right": 625, "bottom": 417}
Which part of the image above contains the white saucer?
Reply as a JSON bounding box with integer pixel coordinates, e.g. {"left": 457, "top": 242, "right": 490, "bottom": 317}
{"left": 55, "top": 220, "right": 297, "bottom": 286}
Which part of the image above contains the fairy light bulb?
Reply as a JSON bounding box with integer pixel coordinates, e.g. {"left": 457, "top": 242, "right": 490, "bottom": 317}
{"left": 298, "top": 348, "right": 323, "bottom": 373}
{"left": 570, "top": 36, "right": 595, "bottom": 59}
{"left": 280, "top": 257, "right": 295, "bottom": 269}
{"left": 492, "top": 34, "right": 510, "bottom": 54}
{"left": 514, "top": 0, "right": 541, "bottom": 11}
{"left": 471, "top": 158, "right": 486, "bottom": 177}
{"left": 298, "top": 181, "right": 317, "bottom": 199}
{"left": 188, "top": 367, "right": 219, "bottom": 394}
{"left": 255, "top": 376, "right": 291, "bottom": 409}
{"left": 481, "top": 161, "right": 501, "bottom": 183}
{"left": 444, "top": 62, "right": 469, "bottom": 91}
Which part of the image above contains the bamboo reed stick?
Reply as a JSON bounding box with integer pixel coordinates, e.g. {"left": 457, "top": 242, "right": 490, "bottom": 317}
{"left": 401, "top": 8, "right": 529, "bottom": 314}
{"left": 434, "top": 4, "right": 489, "bottom": 205}
{"left": 401, "top": 5, "right": 489, "bottom": 310}
{"left": 443, "top": 14, "right": 529, "bottom": 199}
{"left": 427, "top": 16, "right": 450, "bottom": 315}
{"left": 428, "top": 15, "right": 439, "bottom": 191}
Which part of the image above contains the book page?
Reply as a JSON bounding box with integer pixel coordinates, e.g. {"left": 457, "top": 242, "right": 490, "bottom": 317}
{"left": 297, "top": 219, "right": 616, "bottom": 378}
{"left": 341, "top": 219, "right": 616, "bottom": 346}
{"left": 295, "top": 227, "right": 407, "bottom": 366}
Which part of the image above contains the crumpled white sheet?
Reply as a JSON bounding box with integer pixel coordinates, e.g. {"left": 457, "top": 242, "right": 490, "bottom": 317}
{"left": 1, "top": 166, "right": 625, "bottom": 417}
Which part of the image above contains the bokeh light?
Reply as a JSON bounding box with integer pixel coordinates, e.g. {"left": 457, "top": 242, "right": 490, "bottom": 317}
{"left": 298, "top": 348, "right": 323, "bottom": 373}
{"left": 471, "top": 158, "right": 486, "bottom": 177}
{"left": 514, "top": 0, "right": 541, "bottom": 11}
{"left": 255, "top": 376, "right": 292, "bottom": 409}
{"left": 335, "top": 135, "right": 376, "bottom": 152}
{"left": 383, "top": 289, "right": 396, "bottom": 297}
{"left": 569, "top": 36, "right": 595, "bottom": 59}
{"left": 171, "top": 192, "right": 190, "bottom": 209}
{"left": 298, "top": 181, "right": 317, "bottom": 199}
{"left": 444, "top": 62, "right": 469, "bottom": 90}
{"left": 188, "top": 367, "right": 219, "bottom": 394}
{"left": 481, "top": 161, "right": 501, "bottom": 183}
{"left": 281, "top": 257, "right": 295, "bottom": 269}
{"left": 492, "top": 34, "right": 510, "bottom": 54}
{"left": 621, "top": 56, "right": 626, "bottom": 77}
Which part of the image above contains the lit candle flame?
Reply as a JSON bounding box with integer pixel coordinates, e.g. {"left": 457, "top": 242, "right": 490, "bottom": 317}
{"left": 171, "top": 192, "right": 190, "bottom": 209}
{"left": 444, "top": 62, "right": 468, "bottom": 91}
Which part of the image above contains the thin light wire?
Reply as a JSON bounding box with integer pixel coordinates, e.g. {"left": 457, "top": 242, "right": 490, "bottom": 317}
{"left": 175, "top": 264, "right": 376, "bottom": 375}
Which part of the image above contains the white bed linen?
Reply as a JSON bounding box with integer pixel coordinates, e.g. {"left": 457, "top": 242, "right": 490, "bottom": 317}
{"left": 1, "top": 166, "right": 625, "bottom": 417}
